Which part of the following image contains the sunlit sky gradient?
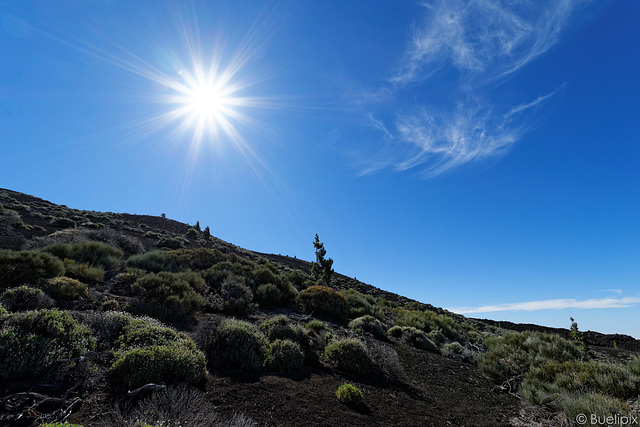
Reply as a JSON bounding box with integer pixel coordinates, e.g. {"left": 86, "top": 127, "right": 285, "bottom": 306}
{"left": 1, "top": 1, "right": 639, "bottom": 337}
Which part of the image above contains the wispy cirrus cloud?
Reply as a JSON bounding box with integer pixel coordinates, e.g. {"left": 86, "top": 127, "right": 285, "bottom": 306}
{"left": 359, "top": 0, "right": 584, "bottom": 177}
{"left": 449, "top": 295, "right": 640, "bottom": 315}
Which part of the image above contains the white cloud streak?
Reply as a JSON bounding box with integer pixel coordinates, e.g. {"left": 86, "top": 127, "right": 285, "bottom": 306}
{"left": 449, "top": 296, "right": 640, "bottom": 314}
{"left": 393, "top": 0, "right": 579, "bottom": 85}
{"left": 361, "top": 0, "right": 583, "bottom": 177}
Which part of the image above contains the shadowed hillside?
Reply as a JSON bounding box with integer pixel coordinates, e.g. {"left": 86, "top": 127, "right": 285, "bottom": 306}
{"left": 1, "top": 188, "right": 638, "bottom": 426}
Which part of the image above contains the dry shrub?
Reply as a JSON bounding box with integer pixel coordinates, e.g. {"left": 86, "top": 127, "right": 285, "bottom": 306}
{"left": 100, "top": 384, "right": 257, "bottom": 426}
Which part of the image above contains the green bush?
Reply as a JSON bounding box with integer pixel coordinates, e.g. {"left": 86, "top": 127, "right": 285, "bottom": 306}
{"left": 214, "top": 318, "right": 267, "bottom": 371}
{"left": 40, "top": 241, "right": 123, "bottom": 270}
{"left": 443, "top": 342, "right": 463, "bottom": 354}
{"left": 0, "top": 250, "right": 65, "bottom": 289}
{"left": 343, "top": 289, "right": 382, "bottom": 319}
{"left": 387, "top": 325, "right": 403, "bottom": 338}
{"left": 156, "top": 236, "right": 184, "bottom": 250}
{"left": 348, "top": 315, "right": 386, "bottom": 339}
{"left": 0, "top": 304, "right": 6, "bottom": 315}
{"left": 111, "top": 342, "right": 206, "bottom": 389}
{"left": 428, "top": 329, "right": 446, "bottom": 345}
{"left": 335, "top": 383, "right": 364, "bottom": 406}
{"left": 478, "top": 331, "right": 583, "bottom": 384}
{"left": 255, "top": 282, "right": 298, "bottom": 308}
{"left": 305, "top": 319, "right": 330, "bottom": 333}
{"left": 323, "top": 338, "right": 374, "bottom": 376}
{"left": 127, "top": 248, "right": 225, "bottom": 273}
{"left": 131, "top": 272, "right": 206, "bottom": 320}
{"left": 114, "top": 320, "right": 193, "bottom": 351}
{"left": 402, "top": 326, "right": 438, "bottom": 351}
{"left": 84, "top": 312, "right": 164, "bottom": 351}
{"left": 266, "top": 339, "right": 304, "bottom": 372}
{"left": 43, "top": 277, "right": 89, "bottom": 300}
{"left": 395, "top": 309, "right": 460, "bottom": 339}
{"left": 64, "top": 261, "right": 104, "bottom": 284}
{"left": 0, "top": 309, "right": 95, "bottom": 379}
{"left": 297, "top": 285, "right": 349, "bottom": 320}
{"left": 221, "top": 275, "right": 254, "bottom": 316}
{"left": 50, "top": 217, "right": 76, "bottom": 228}
{"left": 628, "top": 355, "right": 640, "bottom": 376}
{"left": 522, "top": 359, "right": 639, "bottom": 403}
{"left": 0, "top": 285, "right": 55, "bottom": 311}
{"left": 557, "top": 392, "right": 632, "bottom": 423}
{"left": 260, "top": 315, "right": 306, "bottom": 344}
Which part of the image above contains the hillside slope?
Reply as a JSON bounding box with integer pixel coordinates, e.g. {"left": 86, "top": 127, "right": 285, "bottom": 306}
{"left": 1, "top": 188, "right": 637, "bottom": 426}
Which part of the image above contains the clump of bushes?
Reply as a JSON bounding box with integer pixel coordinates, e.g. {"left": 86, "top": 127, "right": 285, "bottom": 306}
{"left": 521, "top": 359, "right": 640, "bottom": 405}
{"left": 388, "top": 326, "right": 437, "bottom": 352}
{"left": 111, "top": 342, "right": 206, "bottom": 389}
{"left": 64, "top": 260, "right": 104, "bottom": 284}
{"left": 335, "top": 384, "right": 364, "bottom": 407}
{"left": 105, "top": 314, "right": 206, "bottom": 389}
{"left": 211, "top": 318, "right": 267, "bottom": 371}
{"left": 297, "top": 285, "right": 349, "bottom": 320}
{"left": 221, "top": 275, "right": 255, "bottom": 316}
{"left": 477, "top": 330, "right": 638, "bottom": 421}
{"left": 43, "top": 277, "right": 89, "bottom": 301}
{"left": 0, "top": 286, "right": 55, "bottom": 311}
{"left": 478, "top": 331, "right": 584, "bottom": 385}
{"left": 50, "top": 217, "right": 76, "bottom": 228}
{"left": 343, "top": 289, "right": 383, "bottom": 319}
{"left": 260, "top": 315, "right": 306, "bottom": 344}
{"left": 0, "top": 250, "right": 65, "bottom": 290}
{"left": 156, "top": 236, "right": 185, "bottom": 249}
{"left": 305, "top": 319, "right": 330, "bottom": 333}
{"left": 395, "top": 309, "right": 460, "bottom": 340}
{"left": 0, "top": 309, "right": 95, "bottom": 379}
{"left": 251, "top": 265, "right": 298, "bottom": 308}
{"left": 348, "top": 315, "right": 386, "bottom": 339}
{"left": 130, "top": 271, "right": 207, "bottom": 320}
{"left": 39, "top": 241, "right": 123, "bottom": 271}
{"left": 323, "top": 338, "right": 374, "bottom": 376}
{"left": 127, "top": 248, "right": 225, "bottom": 273}
{"left": 266, "top": 339, "right": 304, "bottom": 372}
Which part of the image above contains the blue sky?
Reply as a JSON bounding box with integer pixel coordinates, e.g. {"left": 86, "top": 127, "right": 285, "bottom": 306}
{"left": 1, "top": 1, "right": 639, "bottom": 337}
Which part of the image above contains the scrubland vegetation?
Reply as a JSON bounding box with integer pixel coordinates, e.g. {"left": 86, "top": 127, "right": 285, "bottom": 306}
{"left": 0, "top": 189, "right": 638, "bottom": 426}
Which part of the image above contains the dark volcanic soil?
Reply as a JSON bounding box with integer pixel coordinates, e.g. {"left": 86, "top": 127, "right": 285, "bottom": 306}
{"left": 206, "top": 343, "right": 521, "bottom": 427}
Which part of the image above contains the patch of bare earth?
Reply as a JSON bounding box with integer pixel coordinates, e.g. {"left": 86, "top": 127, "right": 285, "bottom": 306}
{"left": 207, "top": 343, "right": 522, "bottom": 426}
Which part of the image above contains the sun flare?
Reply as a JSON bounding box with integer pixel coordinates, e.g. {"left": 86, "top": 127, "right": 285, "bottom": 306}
{"left": 189, "top": 84, "right": 226, "bottom": 117}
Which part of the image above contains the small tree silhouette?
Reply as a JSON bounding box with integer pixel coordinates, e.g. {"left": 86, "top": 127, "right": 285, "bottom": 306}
{"left": 311, "top": 234, "right": 334, "bottom": 286}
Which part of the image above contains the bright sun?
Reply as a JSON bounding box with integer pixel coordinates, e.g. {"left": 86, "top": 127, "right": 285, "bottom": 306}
{"left": 187, "top": 83, "right": 228, "bottom": 118}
